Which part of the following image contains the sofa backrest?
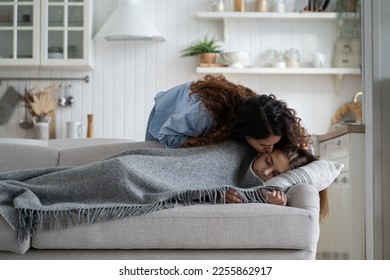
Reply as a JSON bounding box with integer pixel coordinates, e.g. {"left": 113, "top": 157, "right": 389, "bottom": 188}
{"left": 0, "top": 143, "right": 59, "bottom": 171}
{"left": 0, "top": 140, "right": 164, "bottom": 171}
{"left": 57, "top": 141, "right": 164, "bottom": 166}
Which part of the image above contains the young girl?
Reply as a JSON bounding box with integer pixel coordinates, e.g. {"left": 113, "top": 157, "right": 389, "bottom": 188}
{"left": 226, "top": 145, "right": 329, "bottom": 221}
{"left": 146, "top": 75, "right": 309, "bottom": 153}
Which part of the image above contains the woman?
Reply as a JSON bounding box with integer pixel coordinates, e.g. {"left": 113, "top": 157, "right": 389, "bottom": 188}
{"left": 226, "top": 145, "right": 329, "bottom": 221}
{"left": 146, "top": 74, "right": 309, "bottom": 153}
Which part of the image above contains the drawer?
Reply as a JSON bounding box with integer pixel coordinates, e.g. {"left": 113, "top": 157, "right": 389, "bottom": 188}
{"left": 335, "top": 39, "right": 361, "bottom": 52}
{"left": 320, "top": 134, "right": 350, "bottom": 171}
{"left": 333, "top": 51, "right": 361, "bottom": 68}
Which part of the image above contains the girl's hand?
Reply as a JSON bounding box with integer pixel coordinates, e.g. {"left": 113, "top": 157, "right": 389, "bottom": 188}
{"left": 267, "top": 190, "right": 287, "bottom": 206}
{"left": 225, "top": 188, "right": 243, "bottom": 203}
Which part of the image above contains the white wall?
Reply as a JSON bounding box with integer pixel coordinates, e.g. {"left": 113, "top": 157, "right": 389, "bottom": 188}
{"left": 0, "top": 0, "right": 361, "bottom": 140}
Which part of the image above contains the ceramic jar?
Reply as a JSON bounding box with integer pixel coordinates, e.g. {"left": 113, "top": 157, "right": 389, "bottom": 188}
{"left": 212, "top": 0, "right": 225, "bottom": 12}
{"left": 234, "top": 0, "right": 245, "bottom": 12}
{"left": 33, "top": 115, "right": 51, "bottom": 142}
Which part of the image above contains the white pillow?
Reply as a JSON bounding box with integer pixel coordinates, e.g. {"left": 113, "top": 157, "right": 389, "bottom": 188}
{"left": 265, "top": 160, "right": 344, "bottom": 191}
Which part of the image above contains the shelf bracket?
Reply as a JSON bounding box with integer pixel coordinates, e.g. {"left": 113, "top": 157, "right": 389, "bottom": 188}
{"left": 223, "top": 18, "right": 228, "bottom": 42}
{"left": 334, "top": 74, "right": 343, "bottom": 94}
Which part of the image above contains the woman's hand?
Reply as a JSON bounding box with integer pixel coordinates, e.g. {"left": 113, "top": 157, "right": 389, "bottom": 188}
{"left": 180, "top": 130, "right": 228, "bottom": 148}
{"left": 225, "top": 188, "right": 243, "bottom": 203}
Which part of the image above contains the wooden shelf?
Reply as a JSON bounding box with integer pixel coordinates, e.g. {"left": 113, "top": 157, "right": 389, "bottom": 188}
{"left": 196, "top": 67, "right": 361, "bottom": 75}
{"left": 196, "top": 12, "right": 339, "bottom": 21}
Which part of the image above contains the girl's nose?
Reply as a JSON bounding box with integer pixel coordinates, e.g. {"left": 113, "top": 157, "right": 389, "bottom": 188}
{"left": 263, "top": 146, "right": 273, "bottom": 153}
{"left": 261, "top": 168, "right": 273, "bottom": 180}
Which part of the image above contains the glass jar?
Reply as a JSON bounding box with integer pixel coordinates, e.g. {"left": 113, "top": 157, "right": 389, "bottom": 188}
{"left": 284, "top": 48, "right": 300, "bottom": 68}
{"left": 256, "top": 0, "right": 268, "bottom": 12}
{"left": 264, "top": 49, "right": 277, "bottom": 67}
{"left": 234, "top": 0, "right": 245, "bottom": 12}
{"left": 273, "top": 0, "right": 286, "bottom": 13}
{"left": 273, "top": 52, "right": 286, "bottom": 68}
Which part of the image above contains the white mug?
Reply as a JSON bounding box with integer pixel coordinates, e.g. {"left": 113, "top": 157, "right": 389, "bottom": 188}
{"left": 66, "top": 121, "right": 82, "bottom": 138}
{"left": 312, "top": 52, "right": 326, "bottom": 68}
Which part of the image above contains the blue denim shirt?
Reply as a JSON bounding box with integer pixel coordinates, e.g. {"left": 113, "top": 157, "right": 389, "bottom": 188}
{"left": 145, "top": 82, "right": 215, "bottom": 148}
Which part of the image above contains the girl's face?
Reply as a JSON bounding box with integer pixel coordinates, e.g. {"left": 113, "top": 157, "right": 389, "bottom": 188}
{"left": 252, "top": 150, "right": 291, "bottom": 181}
{"left": 246, "top": 134, "right": 281, "bottom": 154}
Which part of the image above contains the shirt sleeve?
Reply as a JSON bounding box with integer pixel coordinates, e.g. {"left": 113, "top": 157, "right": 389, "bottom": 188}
{"left": 158, "top": 106, "right": 214, "bottom": 148}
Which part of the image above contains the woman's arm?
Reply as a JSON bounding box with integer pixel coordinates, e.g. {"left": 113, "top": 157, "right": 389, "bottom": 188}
{"left": 158, "top": 107, "right": 215, "bottom": 148}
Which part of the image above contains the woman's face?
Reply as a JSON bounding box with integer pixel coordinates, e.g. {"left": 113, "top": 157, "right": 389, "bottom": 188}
{"left": 251, "top": 150, "right": 291, "bottom": 181}
{"left": 246, "top": 135, "right": 281, "bottom": 154}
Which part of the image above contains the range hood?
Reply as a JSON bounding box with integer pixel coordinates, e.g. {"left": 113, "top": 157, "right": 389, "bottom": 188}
{"left": 94, "top": 0, "right": 165, "bottom": 41}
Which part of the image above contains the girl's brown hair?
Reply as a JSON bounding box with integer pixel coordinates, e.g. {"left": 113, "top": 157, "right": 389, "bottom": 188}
{"left": 282, "top": 145, "right": 329, "bottom": 222}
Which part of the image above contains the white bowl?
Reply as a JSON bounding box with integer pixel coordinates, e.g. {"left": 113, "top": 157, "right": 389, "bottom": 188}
{"left": 222, "top": 51, "right": 250, "bottom": 68}
{"left": 48, "top": 52, "right": 63, "bottom": 59}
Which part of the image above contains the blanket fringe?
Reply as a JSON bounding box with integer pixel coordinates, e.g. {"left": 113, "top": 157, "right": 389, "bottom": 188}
{"left": 16, "top": 185, "right": 269, "bottom": 243}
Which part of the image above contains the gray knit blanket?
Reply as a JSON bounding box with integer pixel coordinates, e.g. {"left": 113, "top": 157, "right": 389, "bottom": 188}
{"left": 0, "top": 141, "right": 271, "bottom": 241}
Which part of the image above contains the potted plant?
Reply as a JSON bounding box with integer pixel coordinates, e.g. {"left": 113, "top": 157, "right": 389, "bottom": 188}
{"left": 180, "top": 36, "right": 222, "bottom": 66}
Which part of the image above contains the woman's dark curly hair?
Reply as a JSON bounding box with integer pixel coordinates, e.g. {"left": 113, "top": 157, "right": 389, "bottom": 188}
{"left": 232, "top": 94, "right": 310, "bottom": 148}
{"left": 189, "top": 75, "right": 310, "bottom": 147}
{"left": 189, "top": 75, "right": 256, "bottom": 142}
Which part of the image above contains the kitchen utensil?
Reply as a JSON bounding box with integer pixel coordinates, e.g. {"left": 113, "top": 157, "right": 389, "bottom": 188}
{"left": 87, "top": 114, "right": 95, "bottom": 138}
{"left": 0, "top": 86, "right": 20, "bottom": 125}
{"left": 19, "top": 88, "right": 34, "bottom": 129}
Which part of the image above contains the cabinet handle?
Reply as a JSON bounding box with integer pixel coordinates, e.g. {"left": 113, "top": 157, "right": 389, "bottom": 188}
{"left": 335, "top": 139, "right": 342, "bottom": 145}
{"left": 341, "top": 176, "right": 348, "bottom": 183}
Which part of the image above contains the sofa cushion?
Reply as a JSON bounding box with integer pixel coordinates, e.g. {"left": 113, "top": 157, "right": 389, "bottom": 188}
{"left": 265, "top": 159, "right": 343, "bottom": 191}
{"left": 31, "top": 203, "right": 318, "bottom": 251}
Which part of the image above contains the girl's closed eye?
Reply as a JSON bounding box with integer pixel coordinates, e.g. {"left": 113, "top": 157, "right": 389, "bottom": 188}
{"left": 266, "top": 155, "right": 272, "bottom": 166}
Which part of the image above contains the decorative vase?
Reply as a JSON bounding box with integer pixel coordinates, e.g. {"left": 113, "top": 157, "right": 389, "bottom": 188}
{"left": 33, "top": 115, "right": 51, "bottom": 142}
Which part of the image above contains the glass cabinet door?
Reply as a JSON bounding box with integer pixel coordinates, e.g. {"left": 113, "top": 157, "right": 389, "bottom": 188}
{"left": 0, "top": 0, "right": 39, "bottom": 65}
{"left": 43, "top": 0, "right": 88, "bottom": 65}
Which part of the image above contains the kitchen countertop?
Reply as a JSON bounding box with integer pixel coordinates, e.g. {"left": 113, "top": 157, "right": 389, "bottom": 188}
{"left": 318, "top": 124, "right": 365, "bottom": 142}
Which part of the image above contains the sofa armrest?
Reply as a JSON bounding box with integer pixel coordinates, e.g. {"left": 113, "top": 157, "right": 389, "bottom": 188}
{"left": 286, "top": 184, "right": 320, "bottom": 218}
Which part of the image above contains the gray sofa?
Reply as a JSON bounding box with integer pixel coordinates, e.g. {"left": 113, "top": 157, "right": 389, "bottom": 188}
{"left": 0, "top": 138, "right": 320, "bottom": 260}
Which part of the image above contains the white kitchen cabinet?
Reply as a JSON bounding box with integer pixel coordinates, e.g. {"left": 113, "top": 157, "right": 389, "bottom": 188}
{"left": 195, "top": 11, "right": 361, "bottom": 78}
{"left": 0, "top": 0, "right": 40, "bottom": 65}
{"left": 0, "top": 0, "right": 93, "bottom": 69}
{"left": 316, "top": 125, "right": 365, "bottom": 259}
